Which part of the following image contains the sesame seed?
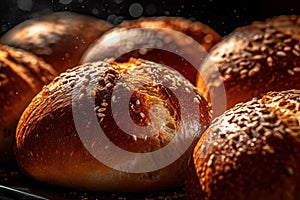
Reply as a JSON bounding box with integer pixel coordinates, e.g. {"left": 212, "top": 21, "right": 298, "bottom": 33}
{"left": 132, "top": 135, "right": 137, "bottom": 141}
{"left": 248, "top": 68, "right": 259, "bottom": 76}
{"left": 286, "top": 167, "right": 294, "bottom": 175}
{"left": 101, "top": 102, "right": 108, "bottom": 107}
{"left": 239, "top": 61, "right": 250, "bottom": 66}
{"left": 283, "top": 38, "right": 292, "bottom": 43}
{"left": 262, "top": 145, "right": 274, "bottom": 154}
{"left": 140, "top": 112, "right": 145, "bottom": 118}
{"left": 287, "top": 69, "right": 295, "bottom": 75}
{"left": 253, "top": 55, "right": 265, "bottom": 60}
{"left": 275, "top": 33, "right": 285, "bottom": 38}
{"left": 283, "top": 46, "right": 291, "bottom": 51}
{"left": 97, "top": 107, "right": 106, "bottom": 112}
{"left": 263, "top": 39, "right": 273, "bottom": 44}
{"left": 136, "top": 99, "right": 140, "bottom": 105}
{"left": 240, "top": 69, "right": 248, "bottom": 75}
{"left": 225, "top": 67, "right": 232, "bottom": 74}
{"left": 276, "top": 51, "right": 287, "bottom": 57}
{"left": 97, "top": 113, "right": 105, "bottom": 118}
{"left": 94, "top": 106, "right": 99, "bottom": 111}
{"left": 260, "top": 46, "right": 267, "bottom": 52}
{"left": 293, "top": 67, "right": 300, "bottom": 72}
{"left": 253, "top": 34, "right": 262, "bottom": 41}
{"left": 267, "top": 57, "right": 273, "bottom": 67}
{"left": 292, "top": 49, "right": 300, "bottom": 56}
{"left": 264, "top": 33, "right": 272, "bottom": 39}
{"left": 294, "top": 44, "right": 300, "bottom": 51}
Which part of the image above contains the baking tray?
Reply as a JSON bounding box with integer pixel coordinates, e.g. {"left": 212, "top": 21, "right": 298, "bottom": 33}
{"left": 0, "top": 0, "right": 299, "bottom": 199}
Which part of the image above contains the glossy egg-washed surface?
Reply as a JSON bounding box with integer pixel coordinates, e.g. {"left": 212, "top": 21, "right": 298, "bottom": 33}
{"left": 81, "top": 17, "right": 221, "bottom": 85}
{"left": 1, "top": 12, "right": 112, "bottom": 73}
{"left": 0, "top": 44, "right": 56, "bottom": 161}
{"left": 15, "top": 59, "right": 211, "bottom": 192}
{"left": 186, "top": 89, "right": 300, "bottom": 200}
{"left": 197, "top": 15, "right": 300, "bottom": 109}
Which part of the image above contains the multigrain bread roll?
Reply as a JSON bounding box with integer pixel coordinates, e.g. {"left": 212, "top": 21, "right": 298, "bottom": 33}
{"left": 1, "top": 11, "right": 112, "bottom": 73}
{"left": 186, "top": 89, "right": 300, "bottom": 200}
{"left": 0, "top": 44, "right": 56, "bottom": 161}
{"left": 81, "top": 17, "right": 221, "bottom": 85}
{"left": 15, "top": 58, "right": 211, "bottom": 192}
{"left": 196, "top": 15, "right": 300, "bottom": 112}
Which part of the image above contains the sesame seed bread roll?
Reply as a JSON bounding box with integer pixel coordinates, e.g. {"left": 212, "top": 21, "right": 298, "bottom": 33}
{"left": 0, "top": 44, "right": 56, "bottom": 161}
{"left": 186, "top": 89, "right": 300, "bottom": 200}
{"left": 81, "top": 17, "right": 221, "bottom": 85}
{"left": 15, "top": 58, "right": 211, "bottom": 192}
{"left": 1, "top": 12, "right": 112, "bottom": 73}
{"left": 196, "top": 15, "right": 300, "bottom": 111}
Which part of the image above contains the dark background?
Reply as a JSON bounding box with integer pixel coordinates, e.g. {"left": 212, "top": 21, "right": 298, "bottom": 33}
{"left": 0, "top": 0, "right": 300, "bottom": 37}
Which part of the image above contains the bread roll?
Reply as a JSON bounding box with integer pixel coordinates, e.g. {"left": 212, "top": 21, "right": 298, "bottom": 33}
{"left": 0, "top": 44, "right": 56, "bottom": 161}
{"left": 186, "top": 89, "right": 300, "bottom": 200}
{"left": 196, "top": 15, "right": 300, "bottom": 112}
{"left": 15, "top": 58, "right": 211, "bottom": 192}
{"left": 1, "top": 12, "right": 112, "bottom": 73}
{"left": 81, "top": 17, "right": 221, "bottom": 85}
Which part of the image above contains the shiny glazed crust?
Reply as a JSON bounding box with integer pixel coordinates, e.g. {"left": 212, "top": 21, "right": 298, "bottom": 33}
{"left": 197, "top": 15, "right": 300, "bottom": 110}
{"left": 186, "top": 89, "right": 300, "bottom": 200}
{"left": 81, "top": 16, "right": 221, "bottom": 85}
{"left": 15, "top": 58, "right": 211, "bottom": 192}
{"left": 0, "top": 44, "right": 56, "bottom": 161}
{"left": 1, "top": 11, "right": 112, "bottom": 73}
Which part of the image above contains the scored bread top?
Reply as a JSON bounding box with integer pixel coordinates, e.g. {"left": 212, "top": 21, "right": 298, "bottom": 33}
{"left": 15, "top": 58, "right": 211, "bottom": 192}
{"left": 0, "top": 44, "right": 56, "bottom": 161}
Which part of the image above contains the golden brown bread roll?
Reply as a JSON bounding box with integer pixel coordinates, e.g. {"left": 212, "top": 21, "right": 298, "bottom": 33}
{"left": 197, "top": 15, "right": 300, "bottom": 113}
{"left": 81, "top": 17, "right": 221, "bottom": 85}
{"left": 0, "top": 44, "right": 56, "bottom": 161}
{"left": 186, "top": 89, "right": 300, "bottom": 200}
{"left": 1, "top": 11, "right": 112, "bottom": 73}
{"left": 15, "top": 58, "right": 211, "bottom": 192}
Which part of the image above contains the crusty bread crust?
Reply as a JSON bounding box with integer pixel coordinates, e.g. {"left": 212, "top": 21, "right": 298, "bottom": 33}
{"left": 15, "top": 58, "right": 211, "bottom": 192}
{"left": 0, "top": 44, "right": 56, "bottom": 161}
{"left": 197, "top": 15, "right": 300, "bottom": 111}
{"left": 186, "top": 89, "right": 300, "bottom": 200}
{"left": 81, "top": 17, "right": 221, "bottom": 85}
{"left": 1, "top": 12, "right": 112, "bottom": 73}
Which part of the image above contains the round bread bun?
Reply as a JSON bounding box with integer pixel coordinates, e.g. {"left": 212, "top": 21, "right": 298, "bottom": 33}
{"left": 15, "top": 58, "right": 211, "bottom": 192}
{"left": 1, "top": 11, "right": 112, "bottom": 73}
{"left": 196, "top": 15, "right": 300, "bottom": 111}
{"left": 0, "top": 44, "right": 56, "bottom": 161}
{"left": 81, "top": 17, "right": 221, "bottom": 85}
{"left": 186, "top": 89, "right": 300, "bottom": 200}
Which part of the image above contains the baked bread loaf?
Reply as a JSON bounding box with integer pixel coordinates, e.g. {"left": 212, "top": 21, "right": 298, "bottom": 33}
{"left": 0, "top": 44, "right": 56, "bottom": 161}
{"left": 186, "top": 89, "right": 300, "bottom": 200}
{"left": 197, "top": 15, "right": 300, "bottom": 112}
{"left": 81, "top": 17, "right": 221, "bottom": 85}
{"left": 1, "top": 11, "right": 112, "bottom": 73}
{"left": 15, "top": 58, "right": 211, "bottom": 192}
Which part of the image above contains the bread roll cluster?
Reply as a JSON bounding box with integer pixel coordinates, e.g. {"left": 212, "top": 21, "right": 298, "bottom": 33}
{"left": 1, "top": 12, "right": 112, "bottom": 73}
{"left": 0, "top": 11, "right": 111, "bottom": 162}
{"left": 1, "top": 10, "right": 300, "bottom": 199}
